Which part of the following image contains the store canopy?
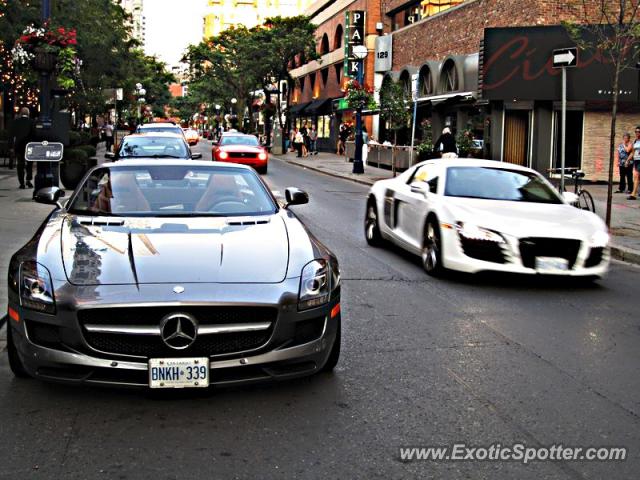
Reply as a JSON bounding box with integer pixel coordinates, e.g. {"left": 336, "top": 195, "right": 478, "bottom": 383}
{"left": 305, "top": 98, "right": 333, "bottom": 115}
{"left": 416, "top": 91, "right": 476, "bottom": 106}
{"left": 288, "top": 102, "right": 311, "bottom": 115}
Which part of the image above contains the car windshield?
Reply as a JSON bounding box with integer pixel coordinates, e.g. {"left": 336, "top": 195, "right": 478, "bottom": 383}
{"left": 220, "top": 135, "right": 259, "bottom": 147}
{"left": 139, "top": 126, "right": 182, "bottom": 134}
{"left": 118, "top": 136, "right": 189, "bottom": 158}
{"left": 444, "top": 166, "right": 562, "bottom": 204}
{"left": 68, "top": 165, "right": 277, "bottom": 216}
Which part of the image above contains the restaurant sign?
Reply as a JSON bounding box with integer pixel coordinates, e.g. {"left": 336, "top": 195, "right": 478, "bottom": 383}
{"left": 482, "top": 26, "right": 639, "bottom": 101}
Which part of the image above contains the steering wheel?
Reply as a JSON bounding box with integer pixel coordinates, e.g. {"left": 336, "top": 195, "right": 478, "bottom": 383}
{"left": 206, "top": 196, "right": 246, "bottom": 211}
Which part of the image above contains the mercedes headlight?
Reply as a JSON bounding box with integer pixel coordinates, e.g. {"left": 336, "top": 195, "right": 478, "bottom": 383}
{"left": 589, "top": 230, "right": 609, "bottom": 248}
{"left": 298, "top": 259, "right": 330, "bottom": 310}
{"left": 20, "top": 261, "right": 56, "bottom": 314}
{"left": 456, "top": 222, "right": 505, "bottom": 243}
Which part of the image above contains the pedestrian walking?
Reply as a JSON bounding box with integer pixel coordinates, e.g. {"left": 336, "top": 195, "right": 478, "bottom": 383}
{"left": 435, "top": 127, "right": 458, "bottom": 158}
{"left": 362, "top": 127, "right": 369, "bottom": 167}
{"left": 309, "top": 125, "right": 318, "bottom": 155}
{"left": 294, "top": 128, "right": 304, "bottom": 158}
{"left": 628, "top": 126, "right": 640, "bottom": 200}
{"left": 103, "top": 121, "right": 115, "bottom": 152}
{"left": 300, "top": 121, "right": 309, "bottom": 157}
{"left": 615, "top": 133, "right": 633, "bottom": 194}
{"left": 338, "top": 123, "right": 350, "bottom": 156}
{"left": 9, "top": 107, "right": 35, "bottom": 189}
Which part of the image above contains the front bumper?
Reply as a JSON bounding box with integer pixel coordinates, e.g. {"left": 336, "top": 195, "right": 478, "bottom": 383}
{"left": 441, "top": 228, "right": 610, "bottom": 277}
{"left": 8, "top": 280, "right": 340, "bottom": 388}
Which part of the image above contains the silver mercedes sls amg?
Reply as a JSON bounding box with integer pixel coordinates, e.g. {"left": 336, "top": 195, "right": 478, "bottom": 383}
{"left": 6, "top": 160, "right": 341, "bottom": 388}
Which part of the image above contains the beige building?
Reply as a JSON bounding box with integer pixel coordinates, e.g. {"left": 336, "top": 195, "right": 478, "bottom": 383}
{"left": 203, "top": 0, "right": 314, "bottom": 38}
{"left": 118, "top": 0, "right": 146, "bottom": 44}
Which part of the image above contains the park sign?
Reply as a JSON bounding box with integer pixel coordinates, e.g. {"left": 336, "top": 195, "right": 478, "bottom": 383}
{"left": 482, "top": 26, "right": 639, "bottom": 101}
{"left": 344, "top": 10, "right": 366, "bottom": 80}
{"left": 25, "top": 141, "right": 63, "bottom": 162}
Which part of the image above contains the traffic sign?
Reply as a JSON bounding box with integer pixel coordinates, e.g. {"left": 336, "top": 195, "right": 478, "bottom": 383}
{"left": 553, "top": 47, "right": 578, "bottom": 68}
{"left": 25, "top": 141, "right": 63, "bottom": 162}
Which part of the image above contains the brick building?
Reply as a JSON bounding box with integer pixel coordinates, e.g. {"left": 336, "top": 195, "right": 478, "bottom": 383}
{"left": 375, "top": 0, "right": 640, "bottom": 180}
{"left": 288, "top": 0, "right": 383, "bottom": 151}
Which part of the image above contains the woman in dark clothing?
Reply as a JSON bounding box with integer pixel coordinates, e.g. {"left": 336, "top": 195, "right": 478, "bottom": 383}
{"left": 435, "top": 127, "right": 458, "bottom": 157}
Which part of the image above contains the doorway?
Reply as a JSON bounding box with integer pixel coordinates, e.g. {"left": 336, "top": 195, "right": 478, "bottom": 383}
{"left": 503, "top": 110, "right": 530, "bottom": 166}
{"left": 553, "top": 110, "right": 583, "bottom": 170}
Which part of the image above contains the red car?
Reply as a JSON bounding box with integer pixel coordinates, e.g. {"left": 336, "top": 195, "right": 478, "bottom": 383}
{"left": 212, "top": 133, "right": 269, "bottom": 174}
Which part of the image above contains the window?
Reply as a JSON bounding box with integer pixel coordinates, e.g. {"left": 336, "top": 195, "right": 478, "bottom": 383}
{"left": 321, "top": 68, "right": 329, "bottom": 87}
{"left": 320, "top": 33, "right": 330, "bottom": 55}
{"left": 419, "top": 66, "right": 434, "bottom": 97}
{"left": 69, "top": 165, "right": 278, "bottom": 216}
{"left": 309, "top": 72, "right": 316, "bottom": 92}
{"left": 553, "top": 110, "right": 583, "bottom": 170}
{"left": 441, "top": 60, "right": 458, "bottom": 92}
{"left": 334, "top": 25, "right": 343, "bottom": 50}
{"left": 334, "top": 63, "right": 342, "bottom": 84}
{"left": 318, "top": 115, "right": 331, "bottom": 138}
{"left": 118, "top": 136, "right": 189, "bottom": 159}
{"left": 444, "top": 167, "right": 562, "bottom": 204}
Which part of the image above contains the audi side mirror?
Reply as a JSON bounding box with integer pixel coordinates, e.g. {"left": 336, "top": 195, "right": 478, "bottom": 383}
{"left": 104, "top": 151, "right": 115, "bottom": 160}
{"left": 191, "top": 152, "right": 203, "bottom": 160}
{"left": 284, "top": 187, "right": 309, "bottom": 208}
{"left": 562, "top": 191, "right": 579, "bottom": 205}
{"left": 34, "top": 187, "right": 65, "bottom": 209}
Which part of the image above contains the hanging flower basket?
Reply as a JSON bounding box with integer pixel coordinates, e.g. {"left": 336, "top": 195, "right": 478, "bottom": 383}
{"left": 32, "top": 47, "right": 58, "bottom": 72}
{"left": 12, "top": 24, "right": 79, "bottom": 89}
{"left": 344, "top": 79, "right": 377, "bottom": 111}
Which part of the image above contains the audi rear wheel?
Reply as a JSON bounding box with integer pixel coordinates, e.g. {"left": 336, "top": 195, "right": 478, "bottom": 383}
{"left": 365, "top": 200, "right": 384, "bottom": 247}
{"left": 422, "top": 218, "right": 444, "bottom": 277}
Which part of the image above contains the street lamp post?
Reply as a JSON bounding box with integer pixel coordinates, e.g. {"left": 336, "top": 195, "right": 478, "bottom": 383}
{"left": 352, "top": 45, "right": 368, "bottom": 174}
{"left": 230, "top": 98, "right": 237, "bottom": 129}
{"left": 135, "top": 83, "right": 145, "bottom": 124}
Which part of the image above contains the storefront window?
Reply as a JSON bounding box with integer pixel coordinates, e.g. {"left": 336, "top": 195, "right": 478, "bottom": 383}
{"left": 319, "top": 115, "right": 331, "bottom": 138}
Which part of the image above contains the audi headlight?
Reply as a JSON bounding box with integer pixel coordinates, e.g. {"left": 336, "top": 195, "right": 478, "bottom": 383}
{"left": 456, "top": 222, "right": 505, "bottom": 243}
{"left": 20, "top": 261, "right": 55, "bottom": 314}
{"left": 298, "top": 259, "right": 330, "bottom": 310}
{"left": 590, "top": 230, "right": 609, "bottom": 248}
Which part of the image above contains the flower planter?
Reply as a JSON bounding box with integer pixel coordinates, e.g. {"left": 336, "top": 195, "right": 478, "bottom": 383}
{"left": 32, "top": 48, "right": 58, "bottom": 73}
{"left": 60, "top": 161, "right": 88, "bottom": 190}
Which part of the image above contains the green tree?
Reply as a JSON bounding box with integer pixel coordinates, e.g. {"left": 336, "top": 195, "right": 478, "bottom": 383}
{"left": 379, "top": 80, "right": 411, "bottom": 175}
{"left": 564, "top": 1, "right": 640, "bottom": 226}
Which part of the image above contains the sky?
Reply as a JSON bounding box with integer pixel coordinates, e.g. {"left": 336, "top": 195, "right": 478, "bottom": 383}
{"left": 143, "top": 0, "right": 207, "bottom": 68}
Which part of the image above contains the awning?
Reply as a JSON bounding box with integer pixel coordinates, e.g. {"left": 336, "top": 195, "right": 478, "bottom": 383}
{"left": 288, "top": 102, "right": 311, "bottom": 115}
{"left": 305, "top": 98, "right": 333, "bottom": 115}
{"left": 416, "top": 91, "right": 476, "bottom": 105}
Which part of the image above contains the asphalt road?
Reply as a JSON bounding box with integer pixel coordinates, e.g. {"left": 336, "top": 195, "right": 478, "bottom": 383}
{"left": 0, "top": 141, "right": 638, "bottom": 479}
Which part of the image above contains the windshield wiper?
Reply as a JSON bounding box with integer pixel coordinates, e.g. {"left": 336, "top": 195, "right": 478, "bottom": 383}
{"left": 146, "top": 154, "right": 185, "bottom": 159}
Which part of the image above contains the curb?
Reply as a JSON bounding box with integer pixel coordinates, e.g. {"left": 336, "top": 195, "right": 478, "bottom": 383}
{"left": 610, "top": 244, "right": 640, "bottom": 266}
{"left": 273, "top": 155, "right": 377, "bottom": 187}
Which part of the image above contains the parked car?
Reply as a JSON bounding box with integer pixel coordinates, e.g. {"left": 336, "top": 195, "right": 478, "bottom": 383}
{"left": 364, "top": 159, "right": 609, "bottom": 278}
{"left": 136, "top": 122, "right": 184, "bottom": 136}
{"left": 7, "top": 161, "right": 341, "bottom": 387}
{"left": 183, "top": 128, "right": 200, "bottom": 146}
{"left": 105, "top": 133, "right": 202, "bottom": 161}
{"left": 212, "top": 133, "right": 269, "bottom": 174}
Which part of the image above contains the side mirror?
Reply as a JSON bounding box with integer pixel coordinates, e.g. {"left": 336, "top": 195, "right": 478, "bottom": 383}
{"left": 410, "top": 182, "right": 428, "bottom": 196}
{"left": 211, "top": 141, "right": 218, "bottom": 146}
{"left": 284, "top": 187, "right": 309, "bottom": 208}
{"left": 562, "top": 191, "right": 579, "bottom": 205}
{"left": 191, "top": 152, "right": 203, "bottom": 160}
{"left": 34, "top": 187, "right": 65, "bottom": 209}
{"left": 104, "top": 151, "right": 115, "bottom": 160}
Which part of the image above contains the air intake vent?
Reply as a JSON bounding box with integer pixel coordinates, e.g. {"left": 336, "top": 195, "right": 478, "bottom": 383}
{"left": 77, "top": 217, "right": 125, "bottom": 227}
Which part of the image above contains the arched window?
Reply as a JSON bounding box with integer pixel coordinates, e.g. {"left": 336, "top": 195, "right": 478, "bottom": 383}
{"left": 334, "top": 63, "right": 342, "bottom": 84}
{"left": 321, "top": 68, "right": 329, "bottom": 86}
{"left": 400, "top": 71, "right": 411, "bottom": 98}
{"left": 419, "top": 65, "right": 434, "bottom": 97}
{"left": 334, "top": 25, "right": 343, "bottom": 50}
{"left": 299, "top": 76, "right": 305, "bottom": 93}
{"left": 309, "top": 72, "right": 316, "bottom": 92}
{"left": 441, "top": 59, "right": 458, "bottom": 92}
{"left": 320, "top": 33, "right": 330, "bottom": 55}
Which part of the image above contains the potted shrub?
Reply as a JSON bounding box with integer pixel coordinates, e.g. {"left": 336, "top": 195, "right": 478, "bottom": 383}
{"left": 60, "top": 148, "right": 89, "bottom": 190}
{"left": 456, "top": 128, "right": 475, "bottom": 158}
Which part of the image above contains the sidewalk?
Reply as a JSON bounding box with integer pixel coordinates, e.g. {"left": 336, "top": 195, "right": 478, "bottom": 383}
{"left": 274, "top": 150, "right": 640, "bottom": 265}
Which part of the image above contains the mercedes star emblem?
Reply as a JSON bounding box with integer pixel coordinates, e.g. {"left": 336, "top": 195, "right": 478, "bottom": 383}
{"left": 173, "top": 285, "right": 185, "bottom": 294}
{"left": 160, "top": 313, "right": 198, "bottom": 350}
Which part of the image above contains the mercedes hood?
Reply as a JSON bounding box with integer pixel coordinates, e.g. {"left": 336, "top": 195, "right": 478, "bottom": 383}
{"left": 60, "top": 215, "right": 289, "bottom": 285}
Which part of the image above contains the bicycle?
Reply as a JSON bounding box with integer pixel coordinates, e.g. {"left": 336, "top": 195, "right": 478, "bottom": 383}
{"left": 547, "top": 167, "right": 596, "bottom": 213}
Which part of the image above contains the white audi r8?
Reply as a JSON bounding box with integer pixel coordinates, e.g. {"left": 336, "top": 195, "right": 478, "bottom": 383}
{"left": 364, "top": 159, "right": 609, "bottom": 278}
